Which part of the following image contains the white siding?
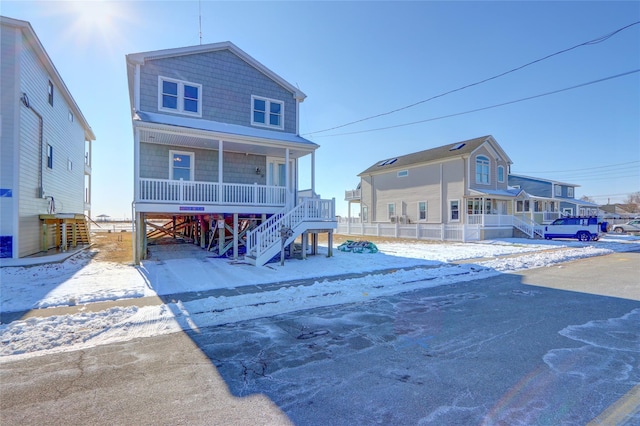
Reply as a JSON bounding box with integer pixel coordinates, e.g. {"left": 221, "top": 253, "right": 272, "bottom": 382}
{"left": 15, "top": 30, "right": 88, "bottom": 256}
{"left": 0, "top": 25, "right": 18, "bottom": 251}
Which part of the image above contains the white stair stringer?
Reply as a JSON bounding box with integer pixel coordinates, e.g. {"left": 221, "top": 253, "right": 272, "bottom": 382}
{"left": 245, "top": 198, "right": 335, "bottom": 266}
{"left": 512, "top": 215, "right": 545, "bottom": 239}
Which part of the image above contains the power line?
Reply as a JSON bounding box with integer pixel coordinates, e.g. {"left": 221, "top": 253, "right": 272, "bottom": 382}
{"left": 304, "top": 21, "right": 640, "bottom": 136}
{"left": 312, "top": 69, "right": 640, "bottom": 138}
{"left": 515, "top": 160, "right": 640, "bottom": 174}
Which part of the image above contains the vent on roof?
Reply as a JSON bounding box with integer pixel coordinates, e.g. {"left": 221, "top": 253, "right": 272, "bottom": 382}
{"left": 378, "top": 158, "right": 398, "bottom": 166}
{"left": 449, "top": 143, "right": 466, "bottom": 151}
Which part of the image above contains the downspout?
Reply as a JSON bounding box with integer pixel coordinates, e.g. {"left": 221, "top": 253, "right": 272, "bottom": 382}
{"left": 20, "top": 92, "right": 44, "bottom": 198}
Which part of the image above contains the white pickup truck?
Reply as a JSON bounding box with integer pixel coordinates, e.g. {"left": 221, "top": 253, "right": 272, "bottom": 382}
{"left": 543, "top": 217, "right": 608, "bottom": 241}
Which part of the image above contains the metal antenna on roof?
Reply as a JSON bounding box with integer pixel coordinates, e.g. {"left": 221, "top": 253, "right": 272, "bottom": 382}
{"left": 198, "top": 0, "right": 202, "bottom": 45}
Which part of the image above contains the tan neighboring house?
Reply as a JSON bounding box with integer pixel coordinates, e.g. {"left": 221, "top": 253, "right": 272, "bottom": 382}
{"left": 0, "top": 16, "right": 95, "bottom": 260}
{"left": 343, "top": 135, "right": 542, "bottom": 240}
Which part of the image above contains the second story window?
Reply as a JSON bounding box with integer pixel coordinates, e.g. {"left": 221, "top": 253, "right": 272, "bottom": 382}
{"left": 497, "top": 165, "right": 505, "bottom": 183}
{"left": 46, "top": 144, "right": 53, "bottom": 169}
{"left": 48, "top": 81, "right": 54, "bottom": 106}
{"left": 158, "top": 77, "right": 202, "bottom": 117}
{"left": 252, "top": 96, "right": 283, "bottom": 129}
{"left": 555, "top": 185, "right": 562, "bottom": 197}
{"left": 476, "top": 155, "right": 490, "bottom": 184}
{"left": 567, "top": 187, "right": 574, "bottom": 198}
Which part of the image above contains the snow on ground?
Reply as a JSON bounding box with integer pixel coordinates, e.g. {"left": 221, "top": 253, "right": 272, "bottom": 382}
{"left": 1, "top": 235, "right": 638, "bottom": 361}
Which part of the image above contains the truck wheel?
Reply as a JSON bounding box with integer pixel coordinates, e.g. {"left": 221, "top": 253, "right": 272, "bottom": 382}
{"left": 577, "top": 232, "right": 591, "bottom": 242}
{"left": 614, "top": 227, "right": 623, "bottom": 234}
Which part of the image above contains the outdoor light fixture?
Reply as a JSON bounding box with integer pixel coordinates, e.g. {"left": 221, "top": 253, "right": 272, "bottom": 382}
{"left": 255, "top": 167, "right": 261, "bottom": 175}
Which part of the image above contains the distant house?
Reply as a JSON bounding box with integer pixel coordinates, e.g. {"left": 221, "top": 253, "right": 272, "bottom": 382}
{"left": 0, "top": 16, "right": 95, "bottom": 259}
{"left": 125, "top": 42, "right": 336, "bottom": 265}
{"left": 508, "top": 174, "right": 600, "bottom": 222}
{"left": 343, "top": 135, "right": 531, "bottom": 240}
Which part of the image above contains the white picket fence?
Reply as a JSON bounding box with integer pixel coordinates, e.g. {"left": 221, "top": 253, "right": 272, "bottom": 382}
{"left": 337, "top": 220, "right": 481, "bottom": 242}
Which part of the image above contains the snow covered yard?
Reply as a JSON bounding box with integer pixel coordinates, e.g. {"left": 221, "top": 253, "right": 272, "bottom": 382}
{"left": 1, "top": 235, "right": 638, "bottom": 361}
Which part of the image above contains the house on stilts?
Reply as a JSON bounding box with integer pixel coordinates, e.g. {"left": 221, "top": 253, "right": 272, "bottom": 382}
{"left": 126, "top": 42, "right": 336, "bottom": 266}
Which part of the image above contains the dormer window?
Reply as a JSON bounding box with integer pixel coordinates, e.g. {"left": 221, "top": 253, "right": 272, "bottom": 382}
{"left": 251, "top": 96, "right": 283, "bottom": 129}
{"left": 158, "top": 76, "right": 202, "bottom": 117}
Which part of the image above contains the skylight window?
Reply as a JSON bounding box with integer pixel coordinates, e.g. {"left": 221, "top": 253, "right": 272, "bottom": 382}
{"left": 449, "top": 143, "right": 465, "bottom": 151}
{"left": 378, "top": 158, "right": 398, "bottom": 166}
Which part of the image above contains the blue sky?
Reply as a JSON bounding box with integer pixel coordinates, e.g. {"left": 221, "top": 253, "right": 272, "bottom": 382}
{"left": 3, "top": 0, "right": 639, "bottom": 219}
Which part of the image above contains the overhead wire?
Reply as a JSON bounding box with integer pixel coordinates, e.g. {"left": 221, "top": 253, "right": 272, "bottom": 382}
{"left": 311, "top": 69, "right": 640, "bottom": 138}
{"left": 515, "top": 160, "right": 639, "bottom": 174}
{"left": 303, "top": 21, "right": 640, "bottom": 136}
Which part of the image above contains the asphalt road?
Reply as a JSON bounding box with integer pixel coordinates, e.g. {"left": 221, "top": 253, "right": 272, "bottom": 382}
{"left": 1, "top": 251, "right": 639, "bottom": 425}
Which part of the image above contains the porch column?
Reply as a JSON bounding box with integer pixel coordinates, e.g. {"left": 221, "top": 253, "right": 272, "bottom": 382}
{"left": 218, "top": 140, "right": 224, "bottom": 201}
{"left": 134, "top": 128, "right": 140, "bottom": 202}
{"left": 233, "top": 213, "right": 238, "bottom": 260}
{"left": 311, "top": 150, "right": 315, "bottom": 195}
{"left": 285, "top": 148, "right": 290, "bottom": 202}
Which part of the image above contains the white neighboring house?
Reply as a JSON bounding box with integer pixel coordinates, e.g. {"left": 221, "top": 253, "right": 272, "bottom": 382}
{"left": 0, "top": 16, "right": 96, "bottom": 259}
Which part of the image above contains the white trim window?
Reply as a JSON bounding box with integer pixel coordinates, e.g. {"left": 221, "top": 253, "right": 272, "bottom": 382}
{"left": 170, "top": 150, "right": 194, "bottom": 181}
{"left": 555, "top": 185, "right": 562, "bottom": 197}
{"left": 362, "top": 206, "right": 368, "bottom": 223}
{"left": 252, "top": 95, "right": 284, "bottom": 129}
{"left": 418, "top": 201, "right": 427, "bottom": 221}
{"left": 450, "top": 200, "right": 460, "bottom": 221}
{"left": 497, "top": 165, "right": 505, "bottom": 183}
{"left": 476, "top": 155, "right": 490, "bottom": 184}
{"left": 158, "top": 76, "right": 202, "bottom": 117}
{"left": 387, "top": 203, "right": 396, "bottom": 220}
{"left": 397, "top": 170, "right": 408, "bottom": 177}
{"left": 567, "top": 187, "right": 574, "bottom": 198}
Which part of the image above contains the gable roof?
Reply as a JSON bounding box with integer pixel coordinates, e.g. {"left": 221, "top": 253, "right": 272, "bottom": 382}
{"left": 125, "top": 41, "right": 306, "bottom": 109}
{"left": 1, "top": 16, "right": 95, "bottom": 141}
{"left": 358, "top": 135, "right": 511, "bottom": 176}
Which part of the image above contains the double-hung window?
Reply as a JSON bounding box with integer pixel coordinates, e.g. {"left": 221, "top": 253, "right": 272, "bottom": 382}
{"left": 476, "top": 155, "right": 490, "bottom": 184}
{"left": 497, "top": 165, "right": 505, "bottom": 183}
{"left": 252, "top": 96, "right": 284, "bottom": 129}
{"left": 158, "top": 77, "right": 202, "bottom": 117}
{"left": 170, "top": 150, "right": 194, "bottom": 181}
{"left": 418, "top": 201, "right": 427, "bottom": 221}
{"left": 450, "top": 200, "right": 460, "bottom": 221}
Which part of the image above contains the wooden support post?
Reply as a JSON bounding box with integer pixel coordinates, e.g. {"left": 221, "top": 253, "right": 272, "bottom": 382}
{"left": 199, "top": 216, "right": 205, "bottom": 248}
{"left": 218, "top": 215, "right": 225, "bottom": 256}
{"left": 301, "top": 232, "right": 307, "bottom": 259}
{"left": 327, "top": 231, "right": 333, "bottom": 258}
{"left": 61, "top": 222, "right": 67, "bottom": 252}
{"left": 41, "top": 222, "right": 47, "bottom": 252}
{"left": 233, "top": 213, "right": 238, "bottom": 260}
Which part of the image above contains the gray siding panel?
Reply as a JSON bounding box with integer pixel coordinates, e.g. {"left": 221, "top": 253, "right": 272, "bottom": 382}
{"left": 139, "top": 50, "right": 297, "bottom": 133}
{"left": 140, "top": 142, "right": 267, "bottom": 185}
{"left": 509, "top": 175, "right": 552, "bottom": 198}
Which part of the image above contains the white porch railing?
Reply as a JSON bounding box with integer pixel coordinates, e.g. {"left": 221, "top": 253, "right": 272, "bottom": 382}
{"left": 467, "top": 214, "right": 514, "bottom": 226}
{"left": 345, "top": 188, "right": 361, "bottom": 201}
{"left": 543, "top": 211, "right": 560, "bottom": 222}
{"left": 138, "top": 178, "right": 287, "bottom": 206}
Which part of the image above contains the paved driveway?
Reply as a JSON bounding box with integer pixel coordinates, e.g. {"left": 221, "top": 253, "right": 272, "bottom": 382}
{"left": 1, "top": 251, "right": 639, "bottom": 425}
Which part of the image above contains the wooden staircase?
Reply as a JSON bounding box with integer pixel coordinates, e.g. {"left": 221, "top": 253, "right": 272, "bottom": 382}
{"left": 64, "top": 217, "right": 91, "bottom": 248}
{"left": 245, "top": 198, "right": 336, "bottom": 266}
